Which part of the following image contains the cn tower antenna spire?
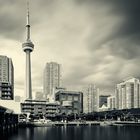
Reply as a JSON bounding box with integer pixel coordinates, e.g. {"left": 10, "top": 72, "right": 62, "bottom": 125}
{"left": 26, "top": 0, "right": 31, "bottom": 41}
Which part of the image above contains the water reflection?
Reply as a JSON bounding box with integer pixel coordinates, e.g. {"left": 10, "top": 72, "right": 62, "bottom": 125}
{"left": 2, "top": 126, "right": 140, "bottom": 140}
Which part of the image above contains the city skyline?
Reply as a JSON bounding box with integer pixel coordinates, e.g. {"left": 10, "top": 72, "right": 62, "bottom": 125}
{"left": 0, "top": 0, "right": 140, "bottom": 97}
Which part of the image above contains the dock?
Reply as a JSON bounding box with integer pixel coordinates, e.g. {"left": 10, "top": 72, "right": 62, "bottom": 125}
{"left": 0, "top": 105, "right": 18, "bottom": 133}
{"left": 113, "top": 121, "right": 140, "bottom": 126}
{"left": 54, "top": 121, "right": 100, "bottom": 126}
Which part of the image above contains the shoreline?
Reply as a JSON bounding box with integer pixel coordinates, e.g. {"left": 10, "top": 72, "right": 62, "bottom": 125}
{"left": 18, "top": 120, "right": 140, "bottom": 127}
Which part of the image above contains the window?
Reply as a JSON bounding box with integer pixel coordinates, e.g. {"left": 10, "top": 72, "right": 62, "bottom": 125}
{"left": 73, "top": 95, "right": 79, "bottom": 101}
{"left": 67, "top": 95, "right": 72, "bottom": 101}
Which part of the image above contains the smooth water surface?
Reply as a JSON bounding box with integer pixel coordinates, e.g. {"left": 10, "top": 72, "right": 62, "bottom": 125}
{"left": 1, "top": 126, "right": 140, "bottom": 140}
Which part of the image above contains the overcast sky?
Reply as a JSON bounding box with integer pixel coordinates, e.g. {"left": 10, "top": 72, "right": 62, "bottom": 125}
{"left": 0, "top": 0, "right": 140, "bottom": 98}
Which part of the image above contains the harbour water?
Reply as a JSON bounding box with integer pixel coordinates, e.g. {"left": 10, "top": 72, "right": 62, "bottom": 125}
{"left": 1, "top": 126, "right": 140, "bottom": 140}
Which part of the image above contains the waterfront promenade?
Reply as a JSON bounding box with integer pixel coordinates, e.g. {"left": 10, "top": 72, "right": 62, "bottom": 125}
{"left": 52, "top": 121, "right": 100, "bottom": 126}
{"left": 18, "top": 120, "right": 140, "bottom": 127}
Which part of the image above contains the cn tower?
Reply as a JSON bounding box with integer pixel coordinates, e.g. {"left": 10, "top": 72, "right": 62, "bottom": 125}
{"left": 22, "top": 0, "right": 34, "bottom": 100}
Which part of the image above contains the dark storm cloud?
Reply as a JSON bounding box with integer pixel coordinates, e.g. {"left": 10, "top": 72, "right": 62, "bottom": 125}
{"left": 111, "top": 0, "right": 140, "bottom": 36}
{"left": 87, "top": 0, "right": 140, "bottom": 59}
{"left": 72, "top": 0, "right": 140, "bottom": 60}
{"left": 107, "top": 0, "right": 140, "bottom": 60}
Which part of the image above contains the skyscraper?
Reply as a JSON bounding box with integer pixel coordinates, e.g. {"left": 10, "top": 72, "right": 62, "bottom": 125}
{"left": 0, "top": 55, "right": 14, "bottom": 100}
{"left": 107, "top": 96, "right": 116, "bottom": 110}
{"left": 22, "top": 1, "right": 34, "bottom": 99}
{"left": 43, "top": 62, "right": 61, "bottom": 100}
{"left": 116, "top": 77, "right": 140, "bottom": 110}
{"left": 82, "top": 84, "right": 99, "bottom": 113}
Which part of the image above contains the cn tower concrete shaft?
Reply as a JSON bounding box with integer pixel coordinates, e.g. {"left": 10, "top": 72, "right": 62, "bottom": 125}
{"left": 26, "top": 50, "right": 32, "bottom": 99}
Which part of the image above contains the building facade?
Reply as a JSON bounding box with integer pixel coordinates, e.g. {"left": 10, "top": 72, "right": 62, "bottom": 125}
{"left": 116, "top": 77, "right": 140, "bottom": 110}
{"left": 43, "top": 62, "right": 61, "bottom": 100}
{"left": 83, "top": 84, "right": 99, "bottom": 113}
{"left": 55, "top": 90, "right": 83, "bottom": 115}
{"left": 107, "top": 96, "right": 116, "bottom": 110}
{"left": 14, "top": 96, "right": 21, "bottom": 102}
{"left": 21, "top": 100, "right": 60, "bottom": 118}
{"left": 0, "top": 55, "right": 14, "bottom": 100}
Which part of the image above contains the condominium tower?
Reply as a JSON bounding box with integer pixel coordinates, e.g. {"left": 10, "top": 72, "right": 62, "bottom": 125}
{"left": 83, "top": 84, "right": 99, "bottom": 113}
{"left": 107, "top": 96, "right": 116, "bottom": 110}
{"left": 0, "top": 55, "right": 14, "bottom": 100}
{"left": 43, "top": 62, "right": 61, "bottom": 100}
{"left": 116, "top": 77, "right": 140, "bottom": 110}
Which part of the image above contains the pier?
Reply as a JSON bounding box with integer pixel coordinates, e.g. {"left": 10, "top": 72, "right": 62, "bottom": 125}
{"left": 0, "top": 105, "right": 18, "bottom": 133}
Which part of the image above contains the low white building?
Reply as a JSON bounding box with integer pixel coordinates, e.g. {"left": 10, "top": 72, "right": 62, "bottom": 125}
{"left": 99, "top": 104, "right": 109, "bottom": 112}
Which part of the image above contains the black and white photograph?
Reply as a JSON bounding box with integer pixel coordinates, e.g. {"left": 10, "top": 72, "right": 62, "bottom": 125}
{"left": 0, "top": 0, "right": 140, "bottom": 140}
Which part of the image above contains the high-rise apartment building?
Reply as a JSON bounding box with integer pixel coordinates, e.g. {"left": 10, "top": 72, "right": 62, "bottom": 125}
{"left": 107, "top": 96, "right": 116, "bottom": 110}
{"left": 43, "top": 62, "right": 61, "bottom": 100}
{"left": 0, "top": 55, "right": 14, "bottom": 100}
{"left": 116, "top": 77, "right": 140, "bottom": 110}
{"left": 83, "top": 84, "right": 99, "bottom": 113}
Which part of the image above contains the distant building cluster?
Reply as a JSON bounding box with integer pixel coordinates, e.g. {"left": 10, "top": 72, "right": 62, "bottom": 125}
{"left": 1, "top": 54, "right": 140, "bottom": 116}
{"left": 20, "top": 74, "right": 140, "bottom": 117}
{"left": 20, "top": 60, "right": 101, "bottom": 116}
{"left": 102, "top": 77, "right": 140, "bottom": 111}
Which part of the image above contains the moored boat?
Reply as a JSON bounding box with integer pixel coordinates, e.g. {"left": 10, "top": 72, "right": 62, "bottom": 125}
{"left": 27, "top": 119, "right": 54, "bottom": 127}
{"left": 100, "top": 121, "right": 114, "bottom": 126}
{"left": 113, "top": 121, "right": 140, "bottom": 126}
